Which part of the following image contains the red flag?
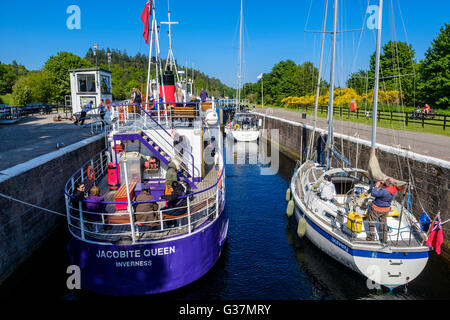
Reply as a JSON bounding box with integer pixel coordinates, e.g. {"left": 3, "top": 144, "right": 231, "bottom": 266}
{"left": 425, "top": 214, "right": 444, "bottom": 255}
{"left": 141, "top": 1, "right": 152, "bottom": 44}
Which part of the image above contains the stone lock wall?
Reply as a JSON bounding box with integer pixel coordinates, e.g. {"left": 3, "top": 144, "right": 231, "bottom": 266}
{"left": 0, "top": 135, "right": 105, "bottom": 284}
{"left": 259, "top": 114, "right": 450, "bottom": 260}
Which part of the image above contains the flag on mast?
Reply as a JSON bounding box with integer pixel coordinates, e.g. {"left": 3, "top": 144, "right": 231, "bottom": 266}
{"left": 425, "top": 213, "right": 444, "bottom": 255}
{"left": 141, "top": 1, "right": 152, "bottom": 44}
{"left": 257, "top": 73, "right": 263, "bottom": 80}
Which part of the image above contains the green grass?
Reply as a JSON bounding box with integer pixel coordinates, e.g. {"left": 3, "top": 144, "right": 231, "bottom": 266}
{"left": 0, "top": 94, "right": 13, "bottom": 105}
{"left": 258, "top": 104, "right": 450, "bottom": 137}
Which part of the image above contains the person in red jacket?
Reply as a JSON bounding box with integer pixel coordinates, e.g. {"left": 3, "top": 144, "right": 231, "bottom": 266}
{"left": 366, "top": 177, "right": 397, "bottom": 244}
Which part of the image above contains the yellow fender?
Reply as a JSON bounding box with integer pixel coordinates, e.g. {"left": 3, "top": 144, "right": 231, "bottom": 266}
{"left": 286, "top": 188, "right": 291, "bottom": 202}
{"left": 297, "top": 217, "right": 307, "bottom": 238}
{"left": 286, "top": 200, "right": 294, "bottom": 217}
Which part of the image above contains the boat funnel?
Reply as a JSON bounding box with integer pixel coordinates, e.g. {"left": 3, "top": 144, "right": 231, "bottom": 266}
{"left": 160, "top": 70, "right": 176, "bottom": 103}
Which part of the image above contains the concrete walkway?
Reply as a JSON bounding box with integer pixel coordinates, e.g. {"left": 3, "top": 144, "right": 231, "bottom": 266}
{"left": 0, "top": 114, "right": 96, "bottom": 171}
{"left": 254, "top": 107, "right": 450, "bottom": 162}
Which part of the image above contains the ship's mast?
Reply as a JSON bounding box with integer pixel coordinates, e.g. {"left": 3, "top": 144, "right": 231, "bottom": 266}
{"left": 326, "top": 0, "right": 338, "bottom": 169}
{"left": 371, "top": 0, "right": 384, "bottom": 149}
{"left": 162, "top": 4, "right": 179, "bottom": 82}
{"left": 236, "top": 0, "right": 243, "bottom": 110}
{"left": 307, "top": 0, "right": 328, "bottom": 161}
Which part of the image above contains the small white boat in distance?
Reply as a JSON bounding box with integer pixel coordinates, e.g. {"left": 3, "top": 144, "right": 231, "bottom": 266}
{"left": 228, "top": 112, "right": 260, "bottom": 142}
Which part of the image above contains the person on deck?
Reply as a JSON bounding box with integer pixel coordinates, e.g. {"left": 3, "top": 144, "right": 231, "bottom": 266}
{"left": 132, "top": 88, "right": 142, "bottom": 106}
{"left": 133, "top": 185, "right": 159, "bottom": 227}
{"left": 318, "top": 175, "right": 336, "bottom": 202}
{"left": 161, "top": 181, "right": 188, "bottom": 228}
{"left": 85, "top": 186, "right": 106, "bottom": 222}
{"left": 315, "top": 132, "right": 327, "bottom": 166}
{"left": 165, "top": 160, "right": 179, "bottom": 195}
{"left": 200, "top": 88, "right": 208, "bottom": 102}
{"left": 366, "top": 177, "right": 398, "bottom": 244}
{"left": 71, "top": 182, "right": 86, "bottom": 210}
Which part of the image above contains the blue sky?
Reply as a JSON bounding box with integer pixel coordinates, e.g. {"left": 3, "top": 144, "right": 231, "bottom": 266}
{"left": 0, "top": 0, "right": 448, "bottom": 88}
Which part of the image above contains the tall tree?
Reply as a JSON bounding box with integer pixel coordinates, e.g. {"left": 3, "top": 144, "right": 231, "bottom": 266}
{"left": 44, "top": 52, "right": 92, "bottom": 103}
{"left": 418, "top": 24, "right": 450, "bottom": 109}
{"left": 369, "top": 41, "right": 417, "bottom": 105}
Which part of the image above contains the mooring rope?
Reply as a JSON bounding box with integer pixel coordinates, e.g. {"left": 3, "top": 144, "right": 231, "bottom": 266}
{"left": 0, "top": 192, "right": 67, "bottom": 218}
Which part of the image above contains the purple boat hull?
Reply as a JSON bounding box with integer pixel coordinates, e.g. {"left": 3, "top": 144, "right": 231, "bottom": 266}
{"left": 68, "top": 207, "right": 228, "bottom": 296}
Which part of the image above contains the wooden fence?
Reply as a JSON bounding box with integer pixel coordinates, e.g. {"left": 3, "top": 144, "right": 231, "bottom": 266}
{"left": 287, "top": 104, "right": 449, "bottom": 131}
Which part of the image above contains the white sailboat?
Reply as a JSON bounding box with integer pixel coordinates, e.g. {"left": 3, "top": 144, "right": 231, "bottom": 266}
{"left": 227, "top": 0, "right": 260, "bottom": 143}
{"left": 287, "top": 0, "right": 430, "bottom": 290}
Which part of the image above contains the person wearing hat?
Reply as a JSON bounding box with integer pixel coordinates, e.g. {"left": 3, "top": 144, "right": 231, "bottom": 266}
{"left": 133, "top": 185, "right": 159, "bottom": 226}
{"left": 318, "top": 174, "right": 336, "bottom": 202}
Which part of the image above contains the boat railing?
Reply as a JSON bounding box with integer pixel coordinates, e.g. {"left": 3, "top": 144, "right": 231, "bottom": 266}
{"left": 296, "top": 163, "right": 425, "bottom": 246}
{"left": 64, "top": 149, "right": 225, "bottom": 245}
{"left": 110, "top": 104, "right": 200, "bottom": 180}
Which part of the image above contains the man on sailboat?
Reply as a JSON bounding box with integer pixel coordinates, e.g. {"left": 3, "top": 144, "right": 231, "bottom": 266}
{"left": 314, "top": 132, "right": 327, "bottom": 166}
{"left": 366, "top": 178, "right": 397, "bottom": 244}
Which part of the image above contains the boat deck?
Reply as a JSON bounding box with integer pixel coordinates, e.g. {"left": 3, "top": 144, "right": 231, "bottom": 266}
{"left": 294, "top": 165, "right": 425, "bottom": 249}
{"left": 70, "top": 166, "right": 222, "bottom": 244}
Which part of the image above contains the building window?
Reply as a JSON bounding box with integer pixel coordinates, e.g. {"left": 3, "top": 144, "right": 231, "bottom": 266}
{"left": 77, "top": 74, "right": 96, "bottom": 93}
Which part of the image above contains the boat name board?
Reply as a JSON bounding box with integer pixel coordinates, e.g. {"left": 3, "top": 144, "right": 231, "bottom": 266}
{"left": 96, "top": 246, "right": 176, "bottom": 260}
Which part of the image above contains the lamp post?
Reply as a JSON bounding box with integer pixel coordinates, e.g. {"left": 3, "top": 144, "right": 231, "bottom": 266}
{"left": 107, "top": 52, "right": 112, "bottom": 71}
{"left": 93, "top": 43, "right": 99, "bottom": 68}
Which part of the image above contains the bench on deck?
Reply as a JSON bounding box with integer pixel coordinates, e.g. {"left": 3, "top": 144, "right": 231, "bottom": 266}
{"left": 201, "top": 102, "right": 213, "bottom": 111}
{"left": 162, "top": 196, "right": 216, "bottom": 220}
{"left": 173, "top": 106, "right": 196, "bottom": 118}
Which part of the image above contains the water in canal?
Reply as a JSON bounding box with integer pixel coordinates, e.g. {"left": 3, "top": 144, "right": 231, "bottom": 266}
{"left": 1, "top": 136, "right": 449, "bottom": 300}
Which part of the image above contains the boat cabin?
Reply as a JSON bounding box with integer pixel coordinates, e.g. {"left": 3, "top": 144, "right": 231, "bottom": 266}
{"left": 69, "top": 68, "right": 112, "bottom": 114}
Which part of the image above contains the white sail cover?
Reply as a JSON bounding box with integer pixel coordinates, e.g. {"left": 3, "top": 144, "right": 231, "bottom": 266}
{"left": 368, "top": 148, "right": 407, "bottom": 191}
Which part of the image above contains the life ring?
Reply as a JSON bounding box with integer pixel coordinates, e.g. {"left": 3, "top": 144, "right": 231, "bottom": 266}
{"left": 234, "top": 124, "right": 240, "bottom": 130}
{"left": 87, "top": 166, "right": 96, "bottom": 181}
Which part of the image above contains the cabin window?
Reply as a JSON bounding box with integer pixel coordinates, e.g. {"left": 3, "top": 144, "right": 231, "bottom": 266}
{"left": 78, "top": 74, "right": 96, "bottom": 93}
{"left": 101, "top": 76, "right": 111, "bottom": 94}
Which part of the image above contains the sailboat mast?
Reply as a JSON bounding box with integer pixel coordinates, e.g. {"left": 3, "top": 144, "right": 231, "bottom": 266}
{"left": 237, "top": 0, "right": 243, "bottom": 110}
{"left": 308, "top": 0, "right": 328, "bottom": 161}
{"left": 371, "top": 0, "right": 383, "bottom": 149}
{"left": 326, "top": 0, "right": 338, "bottom": 168}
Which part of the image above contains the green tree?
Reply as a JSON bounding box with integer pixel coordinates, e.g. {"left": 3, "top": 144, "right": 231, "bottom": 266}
{"left": 418, "top": 24, "right": 450, "bottom": 109}
{"left": 264, "top": 60, "right": 298, "bottom": 103}
{"left": 346, "top": 70, "right": 370, "bottom": 95}
{"left": 369, "top": 41, "right": 417, "bottom": 105}
{"left": 0, "top": 61, "right": 28, "bottom": 95}
{"left": 12, "top": 71, "right": 54, "bottom": 105}
{"left": 44, "top": 52, "right": 92, "bottom": 103}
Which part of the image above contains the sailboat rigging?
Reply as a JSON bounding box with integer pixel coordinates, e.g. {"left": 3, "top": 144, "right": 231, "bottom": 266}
{"left": 288, "top": 0, "right": 430, "bottom": 290}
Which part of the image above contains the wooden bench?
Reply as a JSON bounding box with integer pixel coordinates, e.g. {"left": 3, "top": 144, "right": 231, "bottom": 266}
{"left": 201, "top": 102, "right": 212, "bottom": 111}
{"left": 173, "top": 106, "right": 196, "bottom": 118}
{"left": 162, "top": 196, "right": 215, "bottom": 220}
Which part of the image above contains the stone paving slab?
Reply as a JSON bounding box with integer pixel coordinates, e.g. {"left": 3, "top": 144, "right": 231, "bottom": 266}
{"left": 0, "top": 114, "right": 97, "bottom": 171}
{"left": 254, "top": 107, "right": 450, "bottom": 162}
